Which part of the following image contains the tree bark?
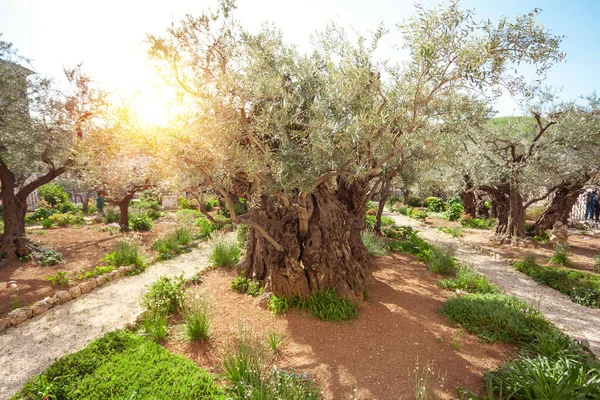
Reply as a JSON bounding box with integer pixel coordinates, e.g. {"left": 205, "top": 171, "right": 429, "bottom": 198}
{"left": 459, "top": 190, "right": 476, "bottom": 218}
{"left": 480, "top": 184, "right": 509, "bottom": 237}
{"left": 533, "top": 181, "right": 586, "bottom": 234}
{"left": 374, "top": 179, "right": 391, "bottom": 235}
{"left": 117, "top": 196, "right": 133, "bottom": 231}
{"left": 239, "top": 180, "right": 369, "bottom": 304}
{"left": 82, "top": 191, "right": 91, "bottom": 214}
{"left": 475, "top": 191, "right": 489, "bottom": 218}
{"left": 506, "top": 183, "right": 526, "bottom": 239}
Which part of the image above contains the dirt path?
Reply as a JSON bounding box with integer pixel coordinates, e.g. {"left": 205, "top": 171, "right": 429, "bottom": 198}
{"left": 386, "top": 211, "right": 600, "bottom": 357}
{"left": 0, "top": 244, "right": 211, "bottom": 399}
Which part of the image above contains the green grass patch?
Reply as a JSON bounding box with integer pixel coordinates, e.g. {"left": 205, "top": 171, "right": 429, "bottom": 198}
{"left": 459, "top": 215, "right": 495, "bottom": 230}
{"left": 441, "top": 293, "right": 554, "bottom": 343}
{"left": 514, "top": 256, "right": 600, "bottom": 308}
{"left": 361, "top": 231, "right": 387, "bottom": 257}
{"left": 437, "top": 226, "right": 464, "bottom": 238}
{"left": 439, "top": 265, "right": 500, "bottom": 294}
{"left": 268, "top": 289, "right": 358, "bottom": 322}
{"left": 548, "top": 243, "right": 569, "bottom": 267}
{"left": 151, "top": 227, "right": 194, "bottom": 260}
{"left": 14, "top": 331, "right": 225, "bottom": 399}
{"left": 209, "top": 233, "right": 241, "bottom": 267}
{"left": 101, "top": 237, "right": 145, "bottom": 270}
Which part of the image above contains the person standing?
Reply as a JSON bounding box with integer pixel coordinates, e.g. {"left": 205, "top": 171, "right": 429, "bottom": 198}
{"left": 594, "top": 189, "right": 600, "bottom": 222}
{"left": 96, "top": 192, "right": 105, "bottom": 215}
{"left": 585, "top": 189, "right": 596, "bottom": 221}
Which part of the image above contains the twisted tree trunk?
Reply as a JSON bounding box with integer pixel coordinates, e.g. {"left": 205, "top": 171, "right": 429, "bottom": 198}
{"left": 534, "top": 181, "right": 586, "bottom": 234}
{"left": 480, "top": 184, "right": 509, "bottom": 237}
{"left": 240, "top": 180, "right": 369, "bottom": 303}
{"left": 374, "top": 178, "right": 391, "bottom": 235}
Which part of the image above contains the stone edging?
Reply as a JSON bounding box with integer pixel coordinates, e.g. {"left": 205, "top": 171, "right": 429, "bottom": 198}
{"left": 0, "top": 265, "right": 138, "bottom": 333}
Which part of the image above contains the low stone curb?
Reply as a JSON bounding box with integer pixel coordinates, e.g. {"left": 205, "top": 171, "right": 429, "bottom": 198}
{"left": 0, "top": 265, "right": 137, "bottom": 333}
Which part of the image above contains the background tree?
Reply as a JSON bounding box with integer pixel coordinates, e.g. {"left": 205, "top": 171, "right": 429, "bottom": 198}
{"left": 0, "top": 37, "right": 102, "bottom": 258}
{"left": 148, "top": 1, "right": 564, "bottom": 301}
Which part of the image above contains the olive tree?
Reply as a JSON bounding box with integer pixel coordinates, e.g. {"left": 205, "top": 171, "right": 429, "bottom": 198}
{"left": 148, "top": 1, "right": 564, "bottom": 301}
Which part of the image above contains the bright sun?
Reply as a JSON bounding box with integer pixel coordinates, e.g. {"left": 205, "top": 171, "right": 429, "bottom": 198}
{"left": 128, "top": 84, "right": 183, "bottom": 127}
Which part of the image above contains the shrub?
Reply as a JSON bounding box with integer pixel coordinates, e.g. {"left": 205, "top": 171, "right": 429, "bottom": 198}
{"left": 445, "top": 202, "right": 463, "bottom": 221}
{"left": 407, "top": 207, "right": 428, "bottom": 221}
{"left": 151, "top": 227, "right": 193, "bottom": 260}
{"left": 439, "top": 265, "right": 500, "bottom": 294}
{"left": 268, "top": 295, "right": 290, "bottom": 314}
{"left": 15, "top": 331, "right": 225, "bottom": 399}
{"left": 385, "top": 195, "right": 402, "bottom": 210}
{"left": 460, "top": 215, "right": 494, "bottom": 229}
{"left": 182, "top": 290, "right": 211, "bottom": 341}
{"left": 366, "top": 200, "right": 377, "bottom": 211}
{"left": 103, "top": 207, "right": 120, "bottom": 224}
{"left": 548, "top": 243, "right": 569, "bottom": 267}
{"left": 514, "top": 256, "right": 600, "bottom": 308}
{"left": 381, "top": 225, "right": 411, "bottom": 239}
{"left": 267, "top": 330, "right": 283, "bottom": 353}
{"left": 141, "top": 274, "right": 186, "bottom": 315}
{"left": 389, "top": 233, "right": 431, "bottom": 257}
{"left": 209, "top": 233, "right": 241, "bottom": 267}
{"left": 38, "top": 183, "right": 69, "bottom": 207}
{"left": 129, "top": 214, "right": 153, "bottom": 231}
{"left": 45, "top": 271, "right": 70, "bottom": 286}
{"left": 532, "top": 229, "right": 550, "bottom": 243}
{"left": 178, "top": 196, "right": 193, "bottom": 210}
{"left": 49, "top": 211, "right": 84, "bottom": 227}
{"left": 37, "top": 248, "right": 63, "bottom": 266}
{"left": 437, "top": 226, "right": 464, "bottom": 237}
{"left": 25, "top": 207, "right": 60, "bottom": 225}
{"left": 407, "top": 195, "right": 423, "bottom": 207}
{"left": 196, "top": 216, "right": 219, "bottom": 239}
{"left": 231, "top": 276, "right": 263, "bottom": 296}
{"left": 425, "top": 196, "right": 444, "bottom": 212}
{"left": 441, "top": 293, "right": 554, "bottom": 343}
{"left": 236, "top": 224, "right": 248, "bottom": 246}
{"left": 130, "top": 199, "right": 163, "bottom": 220}
{"left": 418, "top": 245, "right": 457, "bottom": 275}
{"left": 396, "top": 206, "right": 408, "bottom": 215}
{"left": 41, "top": 218, "right": 54, "bottom": 229}
{"left": 361, "top": 231, "right": 387, "bottom": 257}
{"left": 101, "top": 237, "right": 145, "bottom": 269}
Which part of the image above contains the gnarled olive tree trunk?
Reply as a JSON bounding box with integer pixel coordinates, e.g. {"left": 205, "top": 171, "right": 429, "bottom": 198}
{"left": 480, "top": 184, "right": 509, "bottom": 237}
{"left": 534, "top": 181, "right": 586, "bottom": 234}
{"left": 239, "top": 180, "right": 369, "bottom": 304}
{"left": 459, "top": 175, "right": 477, "bottom": 218}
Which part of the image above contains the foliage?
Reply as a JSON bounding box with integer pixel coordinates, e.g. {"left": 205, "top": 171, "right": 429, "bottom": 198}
{"left": 223, "top": 326, "right": 321, "bottom": 400}
{"left": 130, "top": 199, "right": 163, "bottom": 220}
{"left": 437, "top": 226, "right": 464, "bottom": 238}
{"left": 236, "top": 224, "right": 248, "bottom": 246}
{"left": 49, "top": 211, "right": 84, "bottom": 227}
{"left": 45, "top": 271, "right": 70, "bottom": 286}
{"left": 267, "top": 330, "right": 283, "bottom": 353}
{"left": 531, "top": 229, "right": 550, "bottom": 243}
{"left": 525, "top": 205, "right": 547, "bottom": 221}
{"left": 269, "top": 289, "right": 358, "bottom": 322}
{"left": 38, "top": 183, "right": 70, "bottom": 208}
{"left": 100, "top": 222, "right": 120, "bottom": 235}
{"left": 407, "top": 196, "right": 423, "bottom": 208}
{"left": 418, "top": 245, "right": 457, "bottom": 275}
{"left": 25, "top": 207, "right": 60, "bottom": 225}
{"left": 41, "top": 218, "right": 54, "bottom": 229}
{"left": 37, "top": 247, "right": 63, "bottom": 266}
{"left": 231, "top": 276, "right": 263, "bottom": 296}
{"left": 0, "top": 220, "right": 3, "bottom": 234}
{"left": 406, "top": 207, "right": 428, "bottom": 221}
{"left": 209, "top": 233, "right": 241, "bottom": 267}
{"left": 381, "top": 224, "right": 412, "bottom": 239}
{"left": 128, "top": 214, "right": 153, "bottom": 231}
{"left": 178, "top": 196, "right": 193, "bottom": 210}
{"left": 15, "top": 330, "right": 225, "bottom": 399}
{"left": 439, "top": 265, "right": 500, "bottom": 294}
{"left": 152, "top": 227, "right": 193, "bottom": 260}
{"left": 195, "top": 216, "right": 219, "bottom": 239}
{"left": 182, "top": 290, "right": 211, "bottom": 341}
{"left": 141, "top": 274, "right": 186, "bottom": 315}
{"left": 460, "top": 215, "right": 494, "bottom": 229}
{"left": 366, "top": 201, "right": 377, "bottom": 211}
{"left": 548, "top": 244, "right": 569, "bottom": 267}
{"left": 445, "top": 201, "right": 464, "bottom": 221}
{"left": 365, "top": 214, "right": 394, "bottom": 229}
{"left": 101, "top": 237, "right": 145, "bottom": 270}
{"left": 425, "top": 196, "right": 444, "bottom": 212}
{"left": 441, "top": 293, "right": 554, "bottom": 343}
{"left": 361, "top": 231, "right": 387, "bottom": 257}
{"left": 78, "top": 265, "right": 116, "bottom": 280}
{"left": 595, "top": 254, "right": 600, "bottom": 273}
{"left": 514, "top": 256, "right": 600, "bottom": 308}
{"left": 142, "top": 310, "right": 169, "bottom": 342}
{"left": 103, "top": 207, "right": 120, "bottom": 224}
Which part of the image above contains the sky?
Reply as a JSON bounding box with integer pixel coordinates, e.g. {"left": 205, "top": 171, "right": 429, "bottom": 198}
{"left": 1, "top": 0, "right": 598, "bottom": 120}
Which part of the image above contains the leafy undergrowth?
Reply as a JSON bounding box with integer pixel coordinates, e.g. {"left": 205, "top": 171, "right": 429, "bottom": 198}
{"left": 268, "top": 289, "right": 358, "bottom": 322}
{"left": 439, "top": 265, "right": 501, "bottom": 294}
{"left": 361, "top": 231, "right": 387, "bottom": 257}
{"left": 232, "top": 275, "right": 263, "bottom": 296}
{"left": 151, "top": 227, "right": 194, "bottom": 260}
{"left": 514, "top": 256, "right": 600, "bottom": 308}
{"left": 437, "top": 226, "right": 464, "bottom": 238}
{"left": 388, "top": 227, "right": 457, "bottom": 275}
{"left": 14, "top": 331, "right": 226, "bottom": 400}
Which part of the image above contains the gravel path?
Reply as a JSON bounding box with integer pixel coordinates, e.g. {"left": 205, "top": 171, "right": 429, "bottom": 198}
{"left": 386, "top": 211, "right": 600, "bottom": 357}
{"left": 0, "top": 244, "right": 211, "bottom": 399}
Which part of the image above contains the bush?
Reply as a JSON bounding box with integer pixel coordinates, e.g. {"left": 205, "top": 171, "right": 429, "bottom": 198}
{"left": 381, "top": 225, "right": 411, "bottom": 239}
{"left": 178, "top": 196, "right": 193, "bottom": 210}
{"left": 130, "top": 199, "right": 163, "bottom": 220}
{"left": 418, "top": 245, "right": 457, "bottom": 275}
{"left": 406, "top": 207, "right": 428, "bottom": 221}
{"left": 366, "top": 200, "right": 377, "bottom": 211}
{"left": 196, "top": 216, "right": 219, "bottom": 239}
{"left": 15, "top": 331, "right": 226, "bottom": 399}
{"left": 437, "top": 226, "right": 464, "bottom": 238}
{"left": 460, "top": 215, "right": 494, "bottom": 229}
{"left": 232, "top": 276, "right": 263, "bottom": 296}
{"left": 514, "top": 256, "right": 600, "bottom": 308}
{"left": 41, "top": 218, "right": 54, "bottom": 229}
{"left": 129, "top": 214, "right": 153, "bottom": 231}
{"left": 0, "top": 220, "right": 3, "bottom": 235}
{"left": 45, "top": 271, "right": 70, "bottom": 286}
{"left": 532, "top": 229, "right": 550, "bottom": 243}
{"left": 37, "top": 248, "right": 63, "bottom": 266}
{"left": 209, "top": 233, "right": 241, "bottom": 267}
{"left": 396, "top": 206, "right": 408, "bottom": 215}
{"left": 141, "top": 274, "right": 186, "bottom": 315}
{"left": 548, "top": 243, "right": 569, "bottom": 267}
{"left": 445, "top": 202, "right": 463, "bottom": 221}
{"left": 407, "top": 195, "right": 423, "bottom": 207}
{"left": 103, "top": 207, "right": 120, "bottom": 224}
{"left": 38, "top": 183, "right": 69, "bottom": 208}
{"left": 361, "top": 231, "right": 387, "bottom": 257}
{"left": 25, "top": 207, "right": 60, "bottom": 225}
{"left": 425, "top": 196, "right": 444, "bottom": 212}
{"left": 49, "top": 211, "right": 84, "bottom": 227}
{"left": 385, "top": 195, "right": 402, "bottom": 210}
{"left": 101, "top": 237, "right": 145, "bottom": 270}
{"left": 441, "top": 293, "right": 554, "bottom": 343}
{"left": 151, "top": 227, "right": 193, "bottom": 260}
{"left": 439, "top": 265, "right": 500, "bottom": 294}
{"left": 182, "top": 290, "right": 211, "bottom": 341}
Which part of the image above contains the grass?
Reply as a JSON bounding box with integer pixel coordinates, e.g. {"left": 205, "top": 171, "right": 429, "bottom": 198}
{"left": 418, "top": 245, "right": 457, "bottom": 275}
{"left": 14, "top": 330, "right": 226, "bottom": 400}
{"left": 268, "top": 289, "right": 358, "bottom": 322}
{"left": 437, "top": 226, "right": 464, "bottom": 238}
{"left": 459, "top": 215, "right": 495, "bottom": 230}
{"left": 152, "top": 227, "right": 194, "bottom": 260}
{"left": 548, "top": 243, "right": 569, "bottom": 267}
{"left": 231, "top": 275, "right": 263, "bottom": 296}
{"left": 182, "top": 291, "right": 211, "bottom": 341}
{"left": 361, "top": 231, "right": 387, "bottom": 257}
{"left": 441, "top": 293, "right": 555, "bottom": 343}
{"left": 595, "top": 254, "right": 600, "bottom": 273}
{"left": 514, "top": 256, "right": 600, "bottom": 308}
{"left": 209, "top": 233, "right": 241, "bottom": 267}
{"left": 223, "top": 325, "right": 321, "bottom": 400}
{"left": 142, "top": 310, "right": 169, "bottom": 342}
{"left": 439, "top": 265, "right": 501, "bottom": 294}
{"left": 101, "top": 237, "right": 145, "bottom": 270}
{"left": 267, "top": 330, "right": 284, "bottom": 353}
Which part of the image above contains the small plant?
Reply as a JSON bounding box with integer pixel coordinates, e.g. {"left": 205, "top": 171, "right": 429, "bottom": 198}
{"left": 270, "top": 290, "right": 358, "bottom": 322}
{"left": 41, "top": 218, "right": 54, "bottom": 229}
{"left": 101, "top": 237, "right": 145, "bottom": 269}
{"left": 425, "top": 196, "right": 444, "bottom": 212}
{"left": 439, "top": 265, "right": 500, "bottom": 294}
{"left": 594, "top": 254, "right": 600, "bottom": 273}
{"left": 100, "top": 222, "right": 121, "bottom": 235}
{"left": 78, "top": 265, "right": 116, "bottom": 280}
{"left": 411, "top": 358, "right": 446, "bottom": 400}
{"left": 151, "top": 227, "right": 193, "bottom": 260}
{"left": 182, "top": 290, "right": 211, "bottom": 341}
{"left": 452, "top": 329, "right": 463, "bottom": 351}
{"left": 419, "top": 245, "right": 457, "bottom": 275}
{"left": 231, "top": 275, "right": 263, "bottom": 296}
{"left": 141, "top": 274, "right": 186, "bottom": 315}
{"left": 532, "top": 229, "right": 550, "bottom": 243}
{"left": 460, "top": 215, "right": 495, "bottom": 229}
{"left": 49, "top": 212, "right": 84, "bottom": 227}
{"left": 195, "top": 216, "right": 219, "bottom": 239}
{"left": 268, "top": 295, "right": 290, "bottom": 314}
{"left": 128, "top": 214, "right": 153, "bottom": 231}
{"left": 361, "top": 231, "right": 387, "bottom": 257}
{"left": 103, "top": 208, "right": 120, "bottom": 224}
{"left": 37, "top": 247, "right": 64, "bottom": 266}
{"left": 267, "top": 330, "right": 283, "bottom": 353}
{"left": 437, "top": 226, "right": 464, "bottom": 238}
{"left": 11, "top": 292, "right": 21, "bottom": 310}
{"left": 407, "top": 195, "right": 423, "bottom": 207}
{"left": 45, "top": 271, "right": 70, "bottom": 286}
{"left": 548, "top": 243, "right": 569, "bottom": 267}
{"left": 209, "top": 233, "right": 241, "bottom": 267}
{"left": 445, "top": 201, "right": 463, "bottom": 221}
{"left": 142, "top": 311, "right": 169, "bottom": 342}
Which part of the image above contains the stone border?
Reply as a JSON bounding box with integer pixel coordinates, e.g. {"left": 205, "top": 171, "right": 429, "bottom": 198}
{"left": 0, "top": 265, "right": 137, "bottom": 333}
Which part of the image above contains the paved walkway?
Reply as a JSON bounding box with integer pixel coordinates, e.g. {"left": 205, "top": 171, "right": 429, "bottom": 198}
{"left": 0, "top": 245, "right": 211, "bottom": 399}
{"left": 386, "top": 211, "right": 600, "bottom": 357}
